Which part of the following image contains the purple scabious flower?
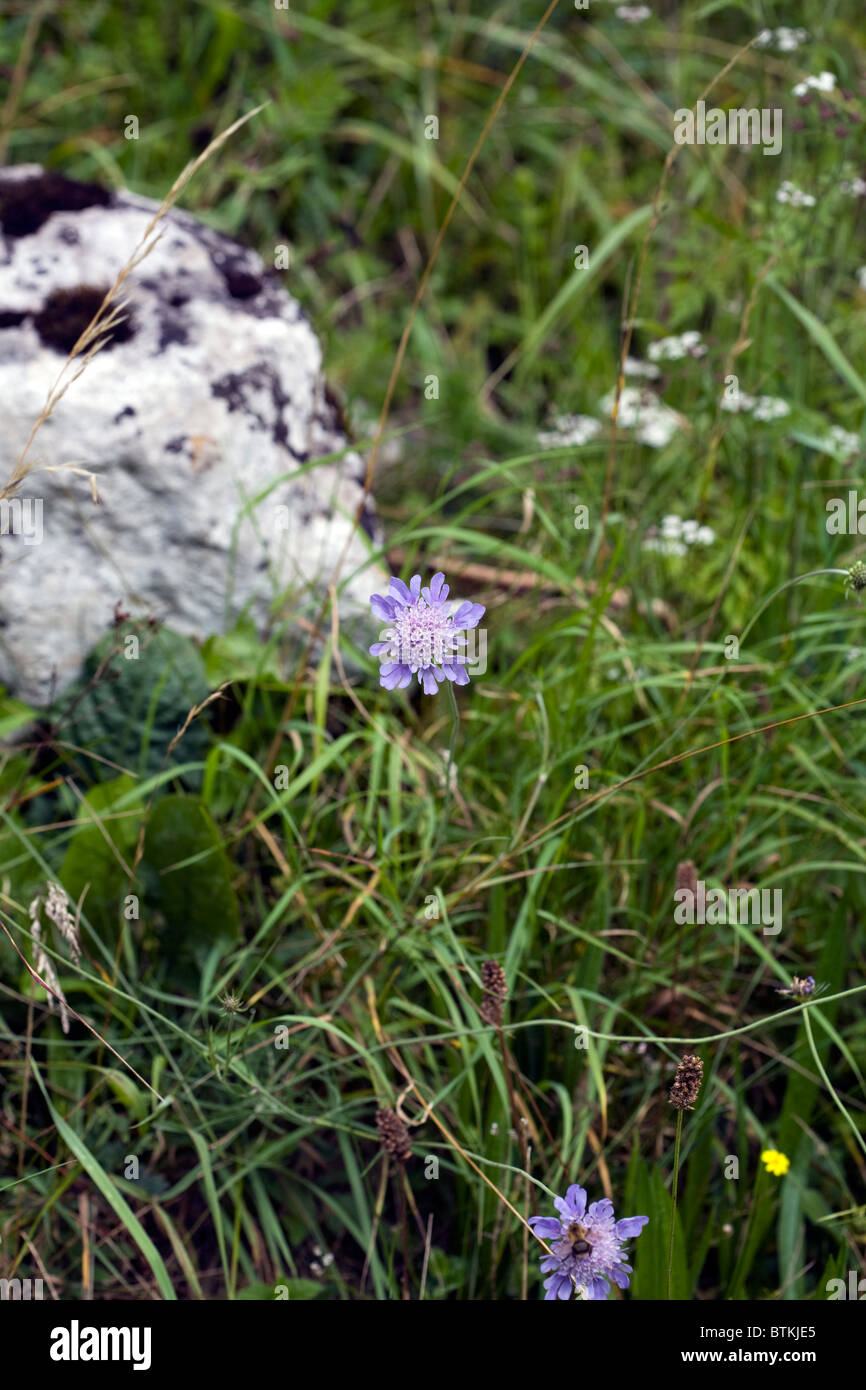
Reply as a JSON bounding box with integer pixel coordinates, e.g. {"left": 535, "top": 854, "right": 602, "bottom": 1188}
{"left": 369, "top": 572, "right": 485, "bottom": 694}
{"left": 528, "top": 1185, "right": 648, "bottom": 1301}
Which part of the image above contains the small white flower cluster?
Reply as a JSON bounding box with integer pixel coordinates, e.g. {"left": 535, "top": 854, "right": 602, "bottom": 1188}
{"left": 647, "top": 330, "right": 707, "bottom": 362}
{"left": 753, "top": 396, "right": 791, "bottom": 421}
{"left": 538, "top": 413, "right": 602, "bottom": 448}
{"left": 643, "top": 514, "right": 715, "bottom": 557}
{"left": 841, "top": 177, "right": 866, "bottom": 197}
{"left": 615, "top": 4, "right": 651, "bottom": 19}
{"left": 776, "top": 180, "right": 815, "bottom": 207}
{"left": 599, "top": 386, "right": 680, "bottom": 448}
{"left": 756, "top": 27, "right": 808, "bottom": 52}
{"left": 606, "top": 662, "right": 648, "bottom": 681}
{"left": 821, "top": 425, "right": 860, "bottom": 459}
{"left": 721, "top": 393, "right": 790, "bottom": 420}
{"left": 624, "top": 356, "right": 661, "bottom": 379}
{"left": 792, "top": 70, "right": 836, "bottom": 96}
{"left": 310, "top": 1245, "right": 335, "bottom": 1277}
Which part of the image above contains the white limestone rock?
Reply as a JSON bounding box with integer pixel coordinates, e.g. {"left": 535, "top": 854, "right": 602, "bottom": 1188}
{"left": 0, "top": 164, "right": 380, "bottom": 707}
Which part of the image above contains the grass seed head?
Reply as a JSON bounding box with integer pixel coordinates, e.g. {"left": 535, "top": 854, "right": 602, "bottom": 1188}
{"left": 480, "top": 959, "right": 508, "bottom": 1025}
{"left": 375, "top": 1108, "right": 412, "bottom": 1164}
{"left": 669, "top": 1054, "right": 704, "bottom": 1110}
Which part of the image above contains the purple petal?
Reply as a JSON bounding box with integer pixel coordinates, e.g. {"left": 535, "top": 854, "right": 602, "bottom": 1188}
{"left": 370, "top": 594, "right": 396, "bottom": 621}
{"left": 543, "top": 1272, "right": 572, "bottom": 1301}
{"left": 587, "top": 1198, "right": 614, "bottom": 1223}
{"left": 612, "top": 1267, "right": 631, "bottom": 1289}
{"left": 389, "top": 577, "right": 412, "bottom": 604}
{"left": 425, "top": 572, "right": 449, "bottom": 604}
{"left": 528, "top": 1217, "right": 563, "bottom": 1240}
{"left": 369, "top": 642, "right": 392, "bottom": 656}
{"left": 380, "top": 664, "right": 410, "bottom": 690}
{"left": 452, "top": 600, "right": 485, "bottom": 629}
{"left": 450, "top": 663, "right": 470, "bottom": 686}
{"left": 420, "top": 668, "right": 440, "bottom": 695}
{"left": 586, "top": 1276, "right": 609, "bottom": 1300}
{"left": 563, "top": 1185, "right": 587, "bottom": 1218}
{"left": 409, "top": 574, "right": 422, "bottom": 599}
{"left": 539, "top": 1255, "right": 561, "bottom": 1273}
{"left": 615, "top": 1215, "right": 649, "bottom": 1239}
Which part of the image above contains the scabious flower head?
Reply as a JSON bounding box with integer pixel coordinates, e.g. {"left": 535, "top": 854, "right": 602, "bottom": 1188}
{"left": 369, "top": 572, "right": 485, "bottom": 694}
{"left": 776, "top": 974, "right": 818, "bottom": 998}
{"left": 218, "top": 991, "right": 247, "bottom": 1017}
{"left": 847, "top": 561, "right": 866, "bottom": 594}
{"left": 761, "top": 1148, "right": 790, "bottom": 1177}
{"left": 528, "top": 1185, "right": 648, "bottom": 1301}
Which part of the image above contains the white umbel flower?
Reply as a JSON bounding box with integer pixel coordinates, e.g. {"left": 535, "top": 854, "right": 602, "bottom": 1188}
{"left": 793, "top": 70, "right": 836, "bottom": 96}
{"left": 538, "top": 413, "right": 602, "bottom": 448}
{"left": 776, "top": 180, "right": 815, "bottom": 207}
{"left": 756, "top": 27, "right": 808, "bottom": 52}
{"left": 600, "top": 386, "right": 680, "bottom": 449}
{"left": 647, "top": 330, "right": 706, "bottom": 362}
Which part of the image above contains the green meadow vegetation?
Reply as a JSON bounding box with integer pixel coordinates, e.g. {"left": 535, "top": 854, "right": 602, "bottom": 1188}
{"left": 1, "top": 0, "right": 866, "bottom": 1301}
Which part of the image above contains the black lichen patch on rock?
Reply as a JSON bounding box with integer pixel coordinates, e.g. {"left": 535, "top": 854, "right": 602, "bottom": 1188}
{"left": 33, "top": 284, "right": 135, "bottom": 355}
{"left": 211, "top": 362, "right": 301, "bottom": 454}
{"left": 211, "top": 247, "right": 264, "bottom": 300}
{"left": 223, "top": 264, "right": 263, "bottom": 299}
{"left": 0, "top": 170, "right": 111, "bottom": 237}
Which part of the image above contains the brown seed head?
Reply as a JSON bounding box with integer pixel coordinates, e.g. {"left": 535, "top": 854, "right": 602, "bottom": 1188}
{"left": 669, "top": 1054, "right": 704, "bottom": 1110}
{"left": 375, "top": 1108, "right": 412, "bottom": 1164}
{"left": 480, "top": 959, "right": 508, "bottom": 1026}
{"left": 675, "top": 860, "right": 698, "bottom": 899}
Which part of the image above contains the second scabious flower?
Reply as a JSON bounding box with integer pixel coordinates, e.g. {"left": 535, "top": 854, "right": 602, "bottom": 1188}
{"left": 369, "top": 572, "right": 485, "bottom": 694}
{"left": 529, "top": 1185, "right": 648, "bottom": 1301}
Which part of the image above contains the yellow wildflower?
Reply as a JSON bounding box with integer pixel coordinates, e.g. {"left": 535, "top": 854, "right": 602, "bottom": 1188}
{"left": 761, "top": 1149, "right": 790, "bottom": 1176}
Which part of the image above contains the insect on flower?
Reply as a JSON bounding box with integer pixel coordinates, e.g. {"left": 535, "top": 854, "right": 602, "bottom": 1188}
{"left": 528, "top": 1185, "right": 648, "bottom": 1301}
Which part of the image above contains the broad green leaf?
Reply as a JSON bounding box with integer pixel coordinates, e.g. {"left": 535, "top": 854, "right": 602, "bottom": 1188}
{"left": 143, "top": 795, "right": 240, "bottom": 960}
